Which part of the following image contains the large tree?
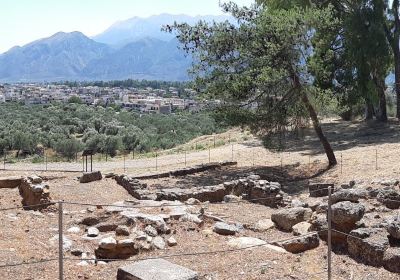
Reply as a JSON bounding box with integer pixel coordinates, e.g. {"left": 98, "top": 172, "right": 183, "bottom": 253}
{"left": 266, "top": 0, "right": 390, "bottom": 122}
{"left": 384, "top": 0, "right": 400, "bottom": 119}
{"left": 166, "top": 2, "right": 338, "bottom": 165}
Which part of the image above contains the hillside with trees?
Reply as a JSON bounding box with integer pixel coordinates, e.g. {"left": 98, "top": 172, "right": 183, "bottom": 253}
{"left": 0, "top": 102, "right": 225, "bottom": 160}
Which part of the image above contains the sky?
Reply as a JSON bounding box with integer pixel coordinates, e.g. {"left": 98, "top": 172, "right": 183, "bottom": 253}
{"left": 0, "top": 0, "right": 254, "bottom": 53}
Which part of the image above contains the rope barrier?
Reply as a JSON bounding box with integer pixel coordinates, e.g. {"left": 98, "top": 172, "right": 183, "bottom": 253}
{"left": 63, "top": 231, "right": 323, "bottom": 263}
{"left": 0, "top": 258, "right": 57, "bottom": 269}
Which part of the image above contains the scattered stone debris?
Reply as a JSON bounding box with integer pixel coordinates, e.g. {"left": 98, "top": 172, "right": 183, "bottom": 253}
{"left": 376, "top": 189, "right": 400, "bottom": 209}
{"left": 95, "top": 237, "right": 138, "bottom": 259}
{"left": 49, "top": 235, "right": 73, "bottom": 251}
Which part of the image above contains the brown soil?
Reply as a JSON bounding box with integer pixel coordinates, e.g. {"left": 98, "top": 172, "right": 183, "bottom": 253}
{"left": 1, "top": 119, "right": 400, "bottom": 279}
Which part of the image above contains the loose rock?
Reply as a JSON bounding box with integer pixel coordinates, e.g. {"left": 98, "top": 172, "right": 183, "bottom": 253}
{"left": 292, "top": 222, "right": 311, "bottom": 236}
{"left": 254, "top": 219, "right": 274, "bottom": 232}
{"left": 331, "top": 201, "right": 365, "bottom": 232}
{"left": 116, "top": 225, "right": 130, "bottom": 236}
{"left": 213, "top": 222, "right": 238, "bottom": 235}
{"left": 167, "top": 236, "right": 177, "bottom": 247}
{"left": 383, "top": 247, "right": 400, "bottom": 273}
{"left": 271, "top": 207, "right": 312, "bottom": 231}
{"left": 152, "top": 236, "right": 166, "bottom": 250}
{"left": 87, "top": 227, "right": 99, "bottom": 237}
{"left": 279, "top": 233, "right": 320, "bottom": 253}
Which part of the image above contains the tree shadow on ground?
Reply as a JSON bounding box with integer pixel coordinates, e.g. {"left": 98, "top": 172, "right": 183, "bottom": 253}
{"left": 242, "top": 119, "right": 400, "bottom": 157}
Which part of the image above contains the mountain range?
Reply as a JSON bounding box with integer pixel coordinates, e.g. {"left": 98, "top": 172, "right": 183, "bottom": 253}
{"left": 0, "top": 14, "right": 231, "bottom": 82}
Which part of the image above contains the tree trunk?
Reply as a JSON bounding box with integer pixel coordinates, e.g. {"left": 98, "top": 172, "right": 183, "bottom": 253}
{"left": 394, "top": 52, "right": 400, "bottom": 119}
{"left": 292, "top": 73, "right": 337, "bottom": 166}
{"left": 365, "top": 99, "right": 374, "bottom": 120}
{"left": 385, "top": 0, "right": 400, "bottom": 119}
{"left": 300, "top": 91, "right": 337, "bottom": 166}
{"left": 373, "top": 75, "right": 388, "bottom": 122}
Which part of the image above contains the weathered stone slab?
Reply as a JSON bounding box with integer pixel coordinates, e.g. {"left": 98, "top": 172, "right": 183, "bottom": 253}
{"left": 79, "top": 171, "right": 102, "bottom": 183}
{"left": 0, "top": 176, "right": 22, "bottom": 188}
{"left": 347, "top": 228, "right": 389, "bottom": 266}
{"left": 116, "top": 258, "right": 198, "bottom": 280}
{"left": 227, "top": 237, "right": 266, "bottom": 249}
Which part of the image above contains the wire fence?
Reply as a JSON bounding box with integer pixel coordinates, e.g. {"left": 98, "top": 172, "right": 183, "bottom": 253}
{"left": 1, "top": 186, "right": 398, "bottom": 279}
{"left": 2, "top": 138, "right": 396, "bottom": 180}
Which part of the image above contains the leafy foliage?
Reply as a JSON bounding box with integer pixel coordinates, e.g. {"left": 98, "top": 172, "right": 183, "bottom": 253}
{"left": 0, "top": 102, "right": 225, "bottom": 159}
{"left": 165, "top": 1, "right": 338, "bottom": 165}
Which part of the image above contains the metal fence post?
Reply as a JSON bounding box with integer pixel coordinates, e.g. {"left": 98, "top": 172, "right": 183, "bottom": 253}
{"left": 155, "top": 152, "right": 158, "bottom": 171}
{"left": 327, "top": 186, "right": 333, "bottom": 280}
{"left": 341, "top": 153, "right": 343, "bottom": 174}
{"left": 208, "top": 147, "right": 211, "bottom": 163}
{"left": 45, "top": 152, "right": 48, "bottom": 171}
{"left": 123, "top": 153, "right": 126, "bottom": 173}
{"left": 184, "top": 151, "right": 187, "bottom": 167}
{"left": 58, "top": 201, "right": 64, "bottom": 280}
{"left": 3, "top": 149, "right": 5, "bottom": 170}
{"left": 213, "top": 135, "right": 216, "bottom": 148}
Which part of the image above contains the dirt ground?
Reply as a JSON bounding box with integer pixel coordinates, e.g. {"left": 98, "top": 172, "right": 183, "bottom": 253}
{"left": 1, "top": 119, "right": 400, "bottom": 279}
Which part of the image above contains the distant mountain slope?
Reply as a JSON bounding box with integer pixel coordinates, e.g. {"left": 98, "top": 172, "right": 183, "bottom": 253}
{"left": 0, "top": 32, "right": 111, "bottom": 81}
{"left": 0, "top": 14, "right": 233, "bottom": 82}
{"left": 83, "top": 38, "right": 192, "bottom": 81}
{"left": 93, "top": 13, "right": 232, "bottom": 46}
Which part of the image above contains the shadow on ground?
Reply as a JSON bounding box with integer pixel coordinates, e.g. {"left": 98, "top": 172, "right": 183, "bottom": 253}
{"left": 243, "top": 118, "right": 400, "bottom": 156}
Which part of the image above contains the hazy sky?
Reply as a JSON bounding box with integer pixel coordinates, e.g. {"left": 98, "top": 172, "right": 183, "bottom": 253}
{"left": 0, "top": 0, "right": 254, "bottom": 53}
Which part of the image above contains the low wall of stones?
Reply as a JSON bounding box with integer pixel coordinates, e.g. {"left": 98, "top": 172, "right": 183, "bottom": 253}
{"left": 131, "top": 161, "right": 237, "bottom": 180}
{"left": 115, "top": 174, "right": 285, "bottom": 207}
